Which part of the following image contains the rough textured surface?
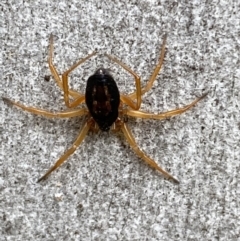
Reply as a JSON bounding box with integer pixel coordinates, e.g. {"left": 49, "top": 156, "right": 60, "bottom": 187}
{"left": 0, "top": 1, "right": 239, "bottom": 240}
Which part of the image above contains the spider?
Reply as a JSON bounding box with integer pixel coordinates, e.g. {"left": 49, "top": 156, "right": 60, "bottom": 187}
{"left": 3, "top": 34, "right": 207, "bottom": 183}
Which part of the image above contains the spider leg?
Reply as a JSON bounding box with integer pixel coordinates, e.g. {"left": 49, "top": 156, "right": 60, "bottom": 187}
{"left": 48, "top": 34, "right": 97, "bottom": 107}
{"left": 2, "top": 97, "right": 88, "bottom": 118}
{"left": 105, "top": 54, "right": 141, "bottom": 110}
{"left": 48, "top": 34, "right": 84, "bottom": 99}
{"left": 37, "top": 119, "right": 93, "bottom": 182}
{"left": 124, "top": 93, "right": 207, "bottom": 120}
{"left": 120, "top": 121, "right": 179, "bottom": 183}
{"left": 128, "top": 34, "right": 167, "bottom": 100}
{"left": 61, "top": 51, "right": 98, "bottom": 108}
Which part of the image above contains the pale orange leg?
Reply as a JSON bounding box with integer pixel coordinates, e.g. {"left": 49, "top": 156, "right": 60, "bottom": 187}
{"left": 105, "top": 54, "right": 141, "bottom": 110}
{"left": 61, "top": 51, "right": 98, "bottom": 108}
{"left": 120, "top": 121, "right": 179, "bottom": 183}
{"left": 48, "top": 34, "right": 97, "bottom": 107}
{"left": 48, "top": 34, "right": 85, "bottom": 99}
{"left": 128, "top": 34, "right": 167, "bottom": 100}
{"left": 2, "top": 97, "right": 88, "bottom": 118}
{"left": 124, "top": 93, "right": 207, "bottom": 120}
{"left": 37, "top": 119, "right": 94, "bottom": 182}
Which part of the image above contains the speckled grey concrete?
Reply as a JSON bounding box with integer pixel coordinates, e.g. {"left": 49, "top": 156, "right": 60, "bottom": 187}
{"left": 1, "top": 1, "right": 239, "bottom": 240}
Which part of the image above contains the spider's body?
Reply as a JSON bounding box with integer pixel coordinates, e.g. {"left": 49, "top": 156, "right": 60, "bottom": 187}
{"left": 85, "top": 68, "right": 120, "bottom": 131}
{"left": 3, "top": 34, "right": 207, "bottom": 183}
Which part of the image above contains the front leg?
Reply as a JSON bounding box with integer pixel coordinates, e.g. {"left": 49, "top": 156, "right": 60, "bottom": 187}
{"left": 105, "top": 54, "right": 142, "bottom": 110}
{"left": 48, "top": 34, "right": 97, "bottom": 107}
{"left": 48, "top": 34, "right": 86, "bottom": 99}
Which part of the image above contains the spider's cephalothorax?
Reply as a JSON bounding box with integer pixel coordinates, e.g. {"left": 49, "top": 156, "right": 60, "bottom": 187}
{"left": 3, "top": 34, "right": 207, "bottom": 183}
{"left": 85, "top": 68, "right": 120, "bottom": 131}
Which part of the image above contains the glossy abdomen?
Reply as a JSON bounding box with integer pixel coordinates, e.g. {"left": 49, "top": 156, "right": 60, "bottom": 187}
{"left": 85, "top": 68, "right": 120, "bottom": 131}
